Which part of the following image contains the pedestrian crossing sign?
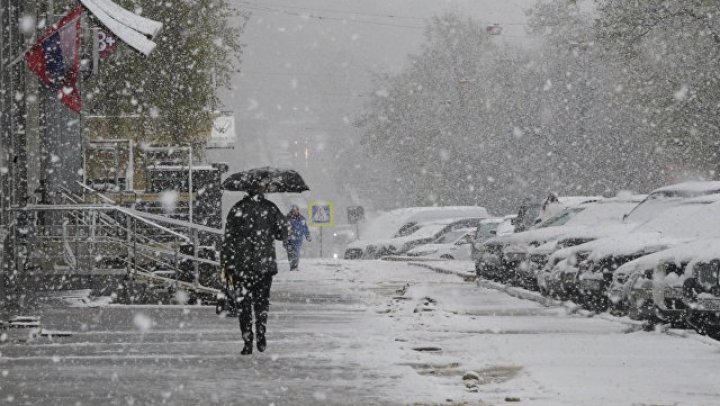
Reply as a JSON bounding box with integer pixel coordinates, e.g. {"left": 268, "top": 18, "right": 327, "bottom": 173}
{"left": 308, "top": 201, "right": 335, "bottom": 227}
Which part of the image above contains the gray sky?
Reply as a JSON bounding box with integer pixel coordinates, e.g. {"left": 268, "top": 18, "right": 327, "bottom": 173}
{"left": 212, "top": 0, "right": 536, "bottom": 215}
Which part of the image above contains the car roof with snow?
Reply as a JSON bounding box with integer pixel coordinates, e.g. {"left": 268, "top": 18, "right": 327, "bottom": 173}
{"left": 649, "top": 181, "right": 720, "bottom": 196}
{"left": 369, "top": 222, "right": 454, "bottom": 246}
{"left": 631, "top": 197, "right": 720, "bottom": 238}
{"left": 488, "top": 197, "right": 641, "bottom": 248}
{"left": 623, "top": 182, "right": 720, "bottom": 224}
{"left": 566, "top": 199, "right": 720, "bottom": 261}
{"left": 357, "top": 206, "right": 489, "bottom": 241}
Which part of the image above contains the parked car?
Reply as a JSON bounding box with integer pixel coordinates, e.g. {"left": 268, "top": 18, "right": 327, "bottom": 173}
{"left": 476, "top": 201, "right": 592, "bottom": 282}
{"left": 542, "top": 250, "right": 590, "bottom": 300}
{"left": 575, "top": 194, "right": 720, "bottom": 311}
{"left": 483, "top": 196, "right": 639, "bottom": 285}
{"left": 344, "top": 206, "right": 490, "bottom": 259}
{"left": 406, "top": 227, "right": 476, "bottom": 260}
{"left": 515, "top": 196, "right": 645, "bottom": 290}
{"left": 682, "top": 245, "right": 720, "bottom": 337}
{"left": 608, "top": 238, "right": 720, "bottom": 330}
{"left": 535, "top": 193, "right": 603, "bottom": 224}
{"left": 539, "top": 182, "right": 720, "bottom": 307}
{"left": 470, "top": 216, "right": 515, "bottom": 262}
{"left": 364, "top": 217, "right": 485, "bottom": 259}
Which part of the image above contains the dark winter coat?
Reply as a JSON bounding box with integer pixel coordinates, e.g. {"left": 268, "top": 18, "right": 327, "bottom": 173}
{"left": 222, "top": 194, "right": 289, "bottom": 280}
{"left": 287, "top": 213, "right": 310, "bottom": 244}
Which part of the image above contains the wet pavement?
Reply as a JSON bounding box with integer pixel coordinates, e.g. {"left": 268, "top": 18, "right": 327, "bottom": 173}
{"left": 3, "top": 259, "right": 720, "bottom": 405}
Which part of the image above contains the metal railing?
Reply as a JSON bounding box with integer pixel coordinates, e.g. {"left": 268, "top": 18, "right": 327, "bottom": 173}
{"left": 2, "top": 191, "right": 223, "bottom": 299}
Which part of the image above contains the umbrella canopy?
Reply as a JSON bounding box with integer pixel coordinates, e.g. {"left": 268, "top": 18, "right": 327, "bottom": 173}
{"left": 222, "top": 167, "right": 310, "bottom": 193}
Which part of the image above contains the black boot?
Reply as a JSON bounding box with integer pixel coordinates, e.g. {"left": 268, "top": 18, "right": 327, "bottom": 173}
{"left": 256, "top": 334, "right": 266, "bottom": 352}
{"left": 256, "top": 322, "right": 267, "bottom": 352}
{"left": 241, "top": 341, "right": 253, "bottom": 355}
{"left": 241, "top": 330, "right": 253, "bottom": 355}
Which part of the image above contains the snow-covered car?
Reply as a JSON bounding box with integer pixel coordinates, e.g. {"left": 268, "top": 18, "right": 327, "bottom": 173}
{"left": 631, "top": 239, "right": 720, "bottom": 326}
{"left": 607, "top": 239, "right": 720, "bottom": 326}
{"left": 485, "top": 196, "right": 639, "bottom": 284}
{"left": 515, "top": 196, "right": 645, "bottom": 290}
{"left": 405, "top": 227, "right": 475, "bottom": 260}
{"left": 511, "top": 195, "right": 602, "bottom": 232}
{"left": 364, "top": 218, "right": 485, "bottom": 258}
{"left": 470, "top": 216, "right": 515, "bottom": 262}
{"left": 344, "top": 206, "right": 490, "bottom": 259}
{"left": 682, "top": 245, "right": 720, "bottom": 337}
{"left": 476, "top": 202, "right": 593, "bottom": 282}
{"left": 535, "top": 194, "right": 603, "bottom": 224}
{"left": 541, "top": 249, "right": 591, "bottom": 301}
{"left": 575, "top": 194, "right": 720, "bottom": 311}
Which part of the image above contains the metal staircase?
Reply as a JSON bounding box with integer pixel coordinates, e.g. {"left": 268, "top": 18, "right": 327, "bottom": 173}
{"left": 2, "top": 183, "right": 223, "bottom": 305}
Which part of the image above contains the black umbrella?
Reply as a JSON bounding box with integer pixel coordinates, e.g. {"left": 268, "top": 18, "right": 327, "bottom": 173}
{"left": 222, "top": 167, "right": 310, "bottom": 193}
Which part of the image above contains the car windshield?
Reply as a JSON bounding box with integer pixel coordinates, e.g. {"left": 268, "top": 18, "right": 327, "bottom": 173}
{"left": 563, "top": 201, "right": 639, "bottom": 226}
{"left": 624, "top": 189, "right": 720, "bottom": 224}
{"left": 398, "top": 224, "right": 448, "bottom": 240}
{"left": 633, "top": 201, "right": 720, "bottom": 238}
{"left": 536, "top": 207, "right": 585, "bottom": 228}
{"left": 434, "top": 229, "right": 468, "bottom": 244}
{"left": 475, "top": 222, "right": 499, "bottom": 240}
{"left": 517, "top": 203, "right": 542, "bottom": 229}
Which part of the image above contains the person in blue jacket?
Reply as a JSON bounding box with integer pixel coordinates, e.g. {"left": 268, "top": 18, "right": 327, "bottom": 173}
{"left": 285, "top": 205, "right": 311, "bottom": 271}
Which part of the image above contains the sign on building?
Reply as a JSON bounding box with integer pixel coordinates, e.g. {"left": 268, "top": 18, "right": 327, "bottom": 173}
{"left": 207, "top": 113, "right": 236, "bottom": 149}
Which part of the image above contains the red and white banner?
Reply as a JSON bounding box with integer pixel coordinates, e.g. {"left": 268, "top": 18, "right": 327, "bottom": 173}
{"left": 25, "top": 5, "right": 84, "bottom": 112}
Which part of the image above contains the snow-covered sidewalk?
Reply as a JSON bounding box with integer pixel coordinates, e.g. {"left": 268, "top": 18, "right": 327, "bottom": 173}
{"left": 2, "top": 259, "right": 720, "bottom": 405}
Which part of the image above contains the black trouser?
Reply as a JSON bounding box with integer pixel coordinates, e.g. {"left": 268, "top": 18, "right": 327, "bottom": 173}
{"left": 235, "top": 273, "right": 273, "bottom": 344}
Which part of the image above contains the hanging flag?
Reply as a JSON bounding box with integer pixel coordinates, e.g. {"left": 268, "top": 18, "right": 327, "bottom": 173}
{"left": 25, "top": 5, "right": 84, "bottom": 113}
{"left": 96, "top": 28, "right": 118, "bottom": 59}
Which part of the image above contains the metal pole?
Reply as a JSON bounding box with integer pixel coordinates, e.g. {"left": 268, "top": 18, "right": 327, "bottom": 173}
{"left": 192, "top": 228, "right": 199, "bottom": 287}
{"left": 0, "top": 3, "right": 7, "bottom": 230}
{"left": 79, "top": 13, "right": 87, "bottom": 194}
{"left": 8, "top": 0, "right": 15, "bottom": 209}
{"left": 132, "top": 217, "right": 137, "bottom": 276}
{"left": 188, "top": 145, "right": 193, "bottom": 224}
{"left": 319, "top": 228, "right": 323, "bottom": 258}
{"left": 127, "top": 139, "right": 134, "bottom": 191}
{"left": 125, "top": 213, "right": 131, "bottom": 275}
{"left": 114, "top": 142, "right": 119, "bottom": 188}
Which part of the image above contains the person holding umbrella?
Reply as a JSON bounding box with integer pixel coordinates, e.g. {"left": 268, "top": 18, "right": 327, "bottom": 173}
{"left": 285, "top": 205, "right": 311, "bottom": 272}
{"left": 221, "top": 168, "right": 309, "bottom": 355}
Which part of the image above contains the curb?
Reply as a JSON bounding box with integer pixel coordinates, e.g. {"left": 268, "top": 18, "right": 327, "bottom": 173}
{"left": 407, "top": 261, "right": 720, "bottom": 348}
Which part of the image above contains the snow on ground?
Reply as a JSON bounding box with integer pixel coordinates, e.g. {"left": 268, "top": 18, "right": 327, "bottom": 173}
{"left": 2, "top": 259, "right": 720, "bottom": 405}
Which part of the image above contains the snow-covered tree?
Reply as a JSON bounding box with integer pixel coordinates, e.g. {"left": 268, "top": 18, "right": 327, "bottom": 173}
{"left": 86, "top": 0, "right": 247, "bottom": 143}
